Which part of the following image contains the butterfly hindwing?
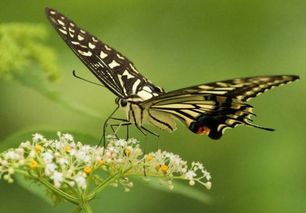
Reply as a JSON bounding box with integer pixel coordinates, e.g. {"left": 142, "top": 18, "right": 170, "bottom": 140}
{"left": 141, "top": 75, "right": 299, "bottom": 139}
{"left": 45, "top": 8, "right": 164, "bottom": 99}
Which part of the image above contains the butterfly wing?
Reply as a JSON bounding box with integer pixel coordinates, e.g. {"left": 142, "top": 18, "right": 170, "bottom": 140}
{"left": 45, "top": 8, "right": 164, "bottom": 98}
{"left": 141, "top": 75, "right": 299, "bottom": 139}
{"left": 197, "top": 75, "right": 300, "bottom": 101}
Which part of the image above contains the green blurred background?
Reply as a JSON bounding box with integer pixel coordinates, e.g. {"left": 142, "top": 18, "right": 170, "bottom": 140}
{"left": 0, "top": 0, "right": 305, "bottom": 212}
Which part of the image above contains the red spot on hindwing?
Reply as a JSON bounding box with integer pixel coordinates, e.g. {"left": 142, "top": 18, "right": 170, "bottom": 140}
{"left": 196, "top": 126, "right": 211, "bottom": 135}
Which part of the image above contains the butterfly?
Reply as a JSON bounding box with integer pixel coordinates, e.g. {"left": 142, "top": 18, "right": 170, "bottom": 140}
{"left": 46, "top": 8, "right": 299, "bottom": 140}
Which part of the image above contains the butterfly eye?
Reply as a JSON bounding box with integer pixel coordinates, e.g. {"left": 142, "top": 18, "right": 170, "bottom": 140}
{"left": 120, "top": 99, "right": 128, "bottom": 107}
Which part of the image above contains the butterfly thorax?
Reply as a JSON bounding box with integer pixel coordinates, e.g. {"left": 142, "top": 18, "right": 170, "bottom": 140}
{"left": 117, "top": 85, "right": 165, "bottom": 127}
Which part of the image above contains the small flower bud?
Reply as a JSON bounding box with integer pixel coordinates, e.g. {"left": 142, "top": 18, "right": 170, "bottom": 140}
{"left": 3, "top": 174, "right": 10, "bottom": 180}
{"left": 189, "top": 180, "right": 195, "bottom": 186}
{"left": 205, "top": 181, "right": 212, "bottom": 190}
{"left": 68, "top": 181, "right": 75, "bottom": 187}
{"left": 8, "top": 168, "right": 14, "bottom": 174}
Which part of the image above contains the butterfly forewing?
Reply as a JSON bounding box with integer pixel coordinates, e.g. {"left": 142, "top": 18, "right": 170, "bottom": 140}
{"left": 201, "top": 75, "right": 299, "bottom": 101}
{"left": 45, "top": 8, "right": 164, "bottom": 99}
{"left": 145, "top": 75, "right": 299, "bottom": 102}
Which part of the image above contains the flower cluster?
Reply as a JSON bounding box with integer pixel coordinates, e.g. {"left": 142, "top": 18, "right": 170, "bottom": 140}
{"left": 0, "top": 133, "right": 211, "bottom": 195}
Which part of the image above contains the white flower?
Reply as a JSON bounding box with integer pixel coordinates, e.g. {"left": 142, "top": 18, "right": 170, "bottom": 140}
{"left": 54, "top": 141, "right": 64, "bottom": 150}
{"left": 32, "top": 133, "right": 44, "bottom": 142}
{"left": 0, "top": 132, "right": 212, "bottom": 194}
{"left": 45, "top": 163, "right": 57, "bottom": 176}
{"left": 63, "top": 133, "right": 74, "bottom": 141}
{"left": 4, "top": 151, "right": 19, "bottom": 160}
{"left": 115, "top": 139, "right": 127, "bottom": 147}
{"left": 42, "top": 151, "right": 54, "bottom": 163}
{"left": 28, "top": 150, "right": 36, "bottom": 158}
{"left": 185, "top": 170, "right": 196, "bottom": 180}
{"left": 203, "top": 170, "right": 211, "bottom": 180}
{"left": 74, "top": 173, "right": 87, "bottom": 189}
{"left": 20, "top": 141, "right": 31, "bottom": 149}
{"left": 75, "top": 150, "right": 90, "bottom": 162}
{"left": 57, "top": 157, "right": 68, "bottom": 166}
{"left": 51, "top": 171, "right": 64, "bottom": 188}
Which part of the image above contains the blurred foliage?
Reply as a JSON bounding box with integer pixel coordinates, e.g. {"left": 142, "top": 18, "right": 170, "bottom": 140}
{"left": 0, "top": 23, "right": 59, "bottom": 81}
{"left": 0, "top": 22, "right": 102, "bottom": 120}
{"left": 0, "top": 1, "right": 305, "bottom": 213}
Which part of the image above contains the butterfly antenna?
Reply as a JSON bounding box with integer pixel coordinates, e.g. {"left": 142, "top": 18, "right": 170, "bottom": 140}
{"left": 72, "top": 70, "right": 105, "bottom": 87}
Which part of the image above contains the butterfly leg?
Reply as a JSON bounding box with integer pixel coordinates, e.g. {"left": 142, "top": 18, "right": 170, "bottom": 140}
{"left": 135, "top": 125, "right": 147, "bottom": 136}
{"left": 107, "top": 117, "right": 131, "bottom": 140}
{"left": 140, "top": 126, "right": 159, "bottom": 138}
{"left": 100, "top": 105, "right": 120, "bottom": 146}
{"left": 110, "top": 122, "right": 132, "bottom": 139}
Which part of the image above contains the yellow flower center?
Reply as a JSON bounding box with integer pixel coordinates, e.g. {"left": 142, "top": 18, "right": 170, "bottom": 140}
{"left": 35, "top": 144, "right": 43, "bottom": 153}
{"left": 84, "top": 166, "right": 92, "bottom": 175}
{"left": 146, "top": 155, "right": 154, "bottom": 161}
{"left": 29, "top": 160, "right": 38, "bottom": 169}
{"left": 64, "top": 145, "right": 71, "bottom": 152}
{"left": 160, "top": 164, "right": 169, "bottom": 174}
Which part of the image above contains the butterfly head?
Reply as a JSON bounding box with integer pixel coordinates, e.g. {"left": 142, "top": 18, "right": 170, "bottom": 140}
{"left": 115, "top": 97, "right": 128, "bottom": 107}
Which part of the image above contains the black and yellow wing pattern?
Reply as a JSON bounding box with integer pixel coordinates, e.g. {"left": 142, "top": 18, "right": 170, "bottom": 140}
{"left": 46, "top": 8, "right": 164, "bottom": 99}
{"left": 46, "top": 8, "right": 299, "bottom": 140}
{"left": 141, "top": 75, "right": 299, "bottom": 139}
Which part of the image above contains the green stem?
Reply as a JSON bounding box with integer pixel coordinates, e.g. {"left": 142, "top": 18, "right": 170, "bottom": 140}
{"left": 80, "top": 196, "right": 93, "bottom": 213}
{"left": 87, "top": 167, "right": 133, "bottom": 200}
{"left": 37, "top": 177, "right": 79, "bottom": 204}
{"left": 73, "top": 206, "right": 82, "bottom": 213}
{"left": 87, "top": 173, "right": 121, "bottom": 200}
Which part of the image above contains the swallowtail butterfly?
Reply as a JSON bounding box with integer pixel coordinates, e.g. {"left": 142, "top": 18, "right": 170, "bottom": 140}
{"left": 46, "top": 8, "right": 299, "bottom": 139}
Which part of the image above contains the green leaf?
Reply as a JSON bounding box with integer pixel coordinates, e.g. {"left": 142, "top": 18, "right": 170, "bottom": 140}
{"left": 14, "top": 174, "right": 54, "bottom": 205}
{"left": 136, "top": 178, "right": 212, "bottom": 205}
